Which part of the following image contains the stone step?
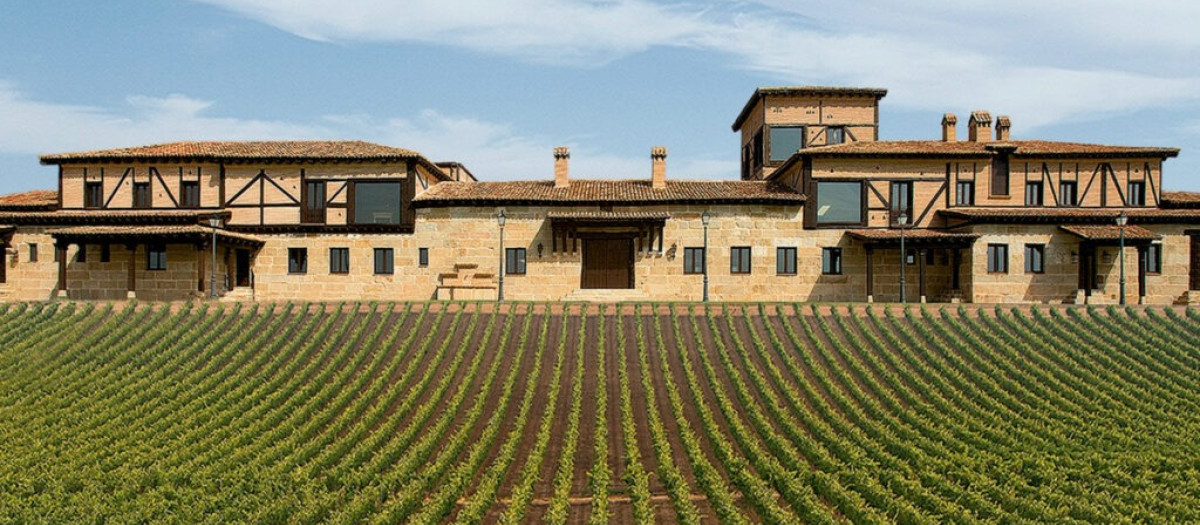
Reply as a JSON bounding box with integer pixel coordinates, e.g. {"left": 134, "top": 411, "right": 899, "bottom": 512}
{"left": 560, "top": 289, "right": 649, "bottom": 303}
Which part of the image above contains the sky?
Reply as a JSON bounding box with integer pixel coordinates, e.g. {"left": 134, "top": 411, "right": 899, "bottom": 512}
{"left": 1, "top": 0, "right": 1199, "bottom": 194}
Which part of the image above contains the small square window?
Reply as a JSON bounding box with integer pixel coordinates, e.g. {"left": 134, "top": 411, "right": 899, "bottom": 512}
{"left": 288, "top": 248, "right": 308, "bottom": 274}
{"left": 826, "top": 126, "right": 845, "bottom": 145}
{"left": 418, "top": 247, "right": 429, "bottom": 267}
{"left": 1025, "top": 244, "right": 1045, "bottom": 274}
{"left": 180, "top": 181, "right": 201, "bottom": 208}
{"left": 1127, "top": 181, "right": 1146, "bottom": 206}
{"left": 374, "top": 248, "right": 394, "bottom": 275}
{"left": 85, "top": 182, "right": 104, "bottom": 208}
{"left": 683, "top": 247, "right": 705, "bottom": 274}
{"left": 506, "top": 248, "right": 526, "bottom": 275}
{"left": 987, "top": 244, "right": 1008, "bottom": 273}
{"left": 821, "top": 248, "right": 842, "bottom": 275}
{"left": 1025, "top": 181, "right": 1044, "bottom": 206}
{"left": 776, "top": 247, "right": 797, "bottom": 275}
{"left": 147, "top": 244, "right": 167, "bottom": 271}
{"left": 1059, "top": 181, "right": 1078, "bottom": 207}
{"left": 730, "top": 247, "right": 751, "bottom": 274}
{"left": 329, "top": 247, "right": 350, "bottom": 274}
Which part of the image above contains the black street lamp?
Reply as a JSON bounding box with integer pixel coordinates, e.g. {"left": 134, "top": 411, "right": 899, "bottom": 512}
{"left": 898, "top": 211, "right": 908, "bottom": 304}
{"left": 497, "top": 209, "right": 506, "bottom": 302}
{"left": 1116, "top": 211, "right": 1127, "bottom": 305}
{"left": 209, "top": 214, "right": 221, "bottom": 299}
{"left": 701, "top": 210, "right": 711, "bottom": 302}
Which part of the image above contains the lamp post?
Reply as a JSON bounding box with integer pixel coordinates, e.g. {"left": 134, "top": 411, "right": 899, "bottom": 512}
{"left": 701, "top": 210, "right": 711, "bottom": 302}
{"left": 898, "top": 211, "right": 908, "bottom": 304}
{"left": 209, "top": 214, "right": 221, "bottom": 298}
{"left": 497, "top": 209, "right": 506, "bottom": 302}
{"left": 1116, "top": 211, "right": 1127, "bottom": 305}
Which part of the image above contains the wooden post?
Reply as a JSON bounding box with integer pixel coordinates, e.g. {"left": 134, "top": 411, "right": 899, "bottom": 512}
{"left": 126, "top": 244, "right": 137, "bottom": 298}
{"left": 198, "top": 243, "right": 206, "bottom": 293}
{"left": 951, "top": 248, "right": 962, "bottom": 292}
{"left": 1137, "top": 245, "right": 1147, "bottom": 303}
{"left": 55, "top": 242, "right": 68, "bottom": 297}
{"left": 865, "top": 246, "right": 874, "bottom": 302}
{"left": 0, "top": 242, "right": 6, "bottom": 284}
{"left": 918, "top": 248, "right": 927, "bottom": 302}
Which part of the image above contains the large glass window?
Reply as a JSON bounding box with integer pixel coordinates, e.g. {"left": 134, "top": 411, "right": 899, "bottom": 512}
{"left": 815, "top": 181, "right": 863, "bottom": 224}
{"left": 683, "top": 247, "right": 705, "bottom": 274}
{"left": 769, "top": 126, "right": 804, "bottom": 162}
{"left": 354, "top": 181, "right": 402, "bottom": 224}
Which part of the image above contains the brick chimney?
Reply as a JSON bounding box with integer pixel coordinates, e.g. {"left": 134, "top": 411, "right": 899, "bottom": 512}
{"left": 553, "top": 147, "right": 570, "bottom": 188}
{"left": 968, "top": 111, "right": 992, "bottom": 142}
{"left": 995, "top": 115, "right": 1011, "bottom": 141}
{"left": 651, "top": 146, "right": 667, "bottom": 190}
{"left": 941, "top": 113, "right": 957, "bottom": 142}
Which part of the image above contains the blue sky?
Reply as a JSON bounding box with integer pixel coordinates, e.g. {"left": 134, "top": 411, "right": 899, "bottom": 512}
{"left": 2, "top": 0, "right": 1199, "bottom": 194}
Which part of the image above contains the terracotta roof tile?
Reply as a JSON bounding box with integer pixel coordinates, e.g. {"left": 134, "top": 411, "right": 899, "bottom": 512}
{"left": 413, "top": 179, "right": 805, "bottom": 207}
{"left": 1059, "top": 225, "right": 1161, "bottom": 242}
{"left": 0, "top": 209, "right": 225, "bottom": 225}
{"left": 545, "top": 211, "right": 671, "bottom": 221}
{"left": 0, "top": 189, "right": 57, "bottom": 210}
{"left": 732, "top": 86, "right": 888, "bottom": 131}
{"left": 1162, "top": 191, "right": 1200, "bottom": 208}
{"left": 46, "top": 225, "right": 263, "bottom": 245}
{"left": 796, "top": 140, "right": 1179, "bottom": 159}
{"left": 846, "top": 229, "right": 980, "bottom": 241}
{"left": 40, "top": 140, "right": 422, "bottom": 163}
{"left": 940, "top": 207, "right": 1200, "bottom": 224}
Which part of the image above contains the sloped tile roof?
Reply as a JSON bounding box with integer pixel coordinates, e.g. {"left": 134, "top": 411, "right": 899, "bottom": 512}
{"left": 795, "top": 140, "right": 1179, "bottom": 159}
{"left": 1059, "top": 225, "right": 1161, "bottom": 242}
{"left": 733, "top": 86, "right": 888, "bottom": 131}
{"left": 1162, "top": 191, "right": 1200, "bottom": 208}
{"left": 46, "top": 225, "right": 263, "bottom": 246}
{"left": 41, "top": 140, "right": 421, "bottom": 163}
{"left": 846, "top": 229, "right": 981, "bottom": 241}
{"left": 0, "top": 189, "right": 57, "bottom": 210}
{"left": 413, "top": 179, "right": 805, "bottom": 207}
{"left": 0, "top": 209, "right": 226, "bottom": 225}
{"left": 940, "top": 207, "right": 1200, "bottom": 224}
{"left": 545, "top": 211, "right": 671, "bottom": 221}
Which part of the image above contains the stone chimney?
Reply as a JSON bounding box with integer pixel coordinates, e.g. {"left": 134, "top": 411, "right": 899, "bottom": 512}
{"left": 553, "top": 147, "right": 570, "bottom": 188}
{"left": 968, "top": 111, "right": 992, "bottom": 142}
{"left": 995, "top": 115, "right": 1011, "bottom": 141}
{"left": 651, "top": 146, "right": 667, "bottom": 190}
{"left": 941, "top": 113, "right": 957, "bottom": 142}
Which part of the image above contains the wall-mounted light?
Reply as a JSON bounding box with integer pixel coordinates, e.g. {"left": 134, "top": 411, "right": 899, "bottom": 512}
{"left": 537, "top": 242, "right": 544, "bottom": 258}
{"left": 666, "top": 243, "right": 677, "bottom": 261}
{"left": 1070, "top": 250, "right": 1078, "bottom": 264}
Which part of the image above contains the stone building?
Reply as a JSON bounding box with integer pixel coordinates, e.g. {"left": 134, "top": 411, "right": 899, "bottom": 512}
{"left": 1, "top": 86, "right": 1198, "bottom": 303}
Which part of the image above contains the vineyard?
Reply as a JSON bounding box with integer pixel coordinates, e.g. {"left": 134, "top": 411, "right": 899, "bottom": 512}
{"left": 1, "top": 301, "right": 1199, "bottom": 523}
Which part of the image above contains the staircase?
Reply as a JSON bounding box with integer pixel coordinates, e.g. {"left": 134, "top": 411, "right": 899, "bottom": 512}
{"left": 219, "top": 287, "right": 256, "bottom": 302}
{"left": 560, "top": 288, "right": 649, "bottom": 303}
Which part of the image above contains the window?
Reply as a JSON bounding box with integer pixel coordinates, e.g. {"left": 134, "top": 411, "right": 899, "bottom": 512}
{"left": 28, "top": 243, "right": 37, "bottom": 263}
{"left": 1147, "top": 243, "right": 1162, "bottom": 274}
{"left": 418, "top": 247, "right": 429, "bottom": 267}
{"left": 890, "top": 181, "right": 913, "bottom": 224}
{"left": 987, "top": 244, "right": 1008, "bottom": 273}
{"left": 752, "top": 129, "right": 764, "bottom": 170}
{"left": 101, "top": 244, "right": 111, "bottom": 263}
{"left": 180, "top": 181, "right": 200, "bottom": 208}
{"left": 769, "top": 126, "right": 804, "bottom": 162}
{"left": 822, "top": 248, "right": 843, "bottom": 275}
{"left": 54, "top": 245, "right": 60, "bottom": 263}
{"left": 1025, "top": 244, "right": 1045, "bottom": 274}
{"left": 826, "top": 126, "right": 845, "bottom": 145}
{"left": 329, "top": 247, "right": 349, "bottom": 274}
{"left": 956, "top": 180, "right": 975, "bottom": 206}
{"left": 815, "top": 181, "right": 863, "bottom": 224}
{"left": 683, "top": 247, "right": 705, "bottom": 274}
{"left": 776, "top": 247, "right": 797, "bottom": 275}
{"left": 1059, "top": 181, "right": 1078, "bottom": 206}
{"left": 374, "top": 248, "right": 394, "bottom": 275}
{"left": 288, "top": 248, "right": 308, "bottom": 274}
{"left": 506, "top": 248, "right": 526, "bottom": 275}
{"left": 133, "top": 182, "right": 151, "bottom": 208}
{"left": 303, "top": 181, "right": 327, "bottom": 223}
{"left": 77, "top": 245, "right": 87, "bottom": 263}
{"left": 85, "top": 182, "right": 103, "bottom": 208}
{"left": 147, "top": 244, "right": 167, "bottom": 271}
{"left": 991, "top": 155, "right": 1010, "bottom": 196}
{"left": 1127, "top": 181, "right": 1146, "bottom": 206}
{"left": 730, "top": 247, "right": 751, "bottom": 274}
{"left": 353, "top": 181, "right": 402, "bottom": 224}
{"left": 1025, "top": 181, "right": 1044, "bottom": 206}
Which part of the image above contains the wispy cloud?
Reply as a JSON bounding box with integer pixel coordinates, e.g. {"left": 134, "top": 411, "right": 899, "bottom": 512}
{"left": 191, "top": 0, "right": 1200, "bottom": 130}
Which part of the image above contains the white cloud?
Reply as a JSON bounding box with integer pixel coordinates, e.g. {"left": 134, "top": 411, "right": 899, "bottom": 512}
{"left": 190, "top": 0, "right": 1200, "bottom": 130}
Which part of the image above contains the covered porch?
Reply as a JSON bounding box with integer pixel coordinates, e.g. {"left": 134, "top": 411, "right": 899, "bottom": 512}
{"left": 547, "top": 211, "right": 667, "bottom": 291}
{"left": 848, "top": 229, "right": 980, "bottom": 303}
{"left": 0, "top": 225, "right": 13, "bottom": 285}
{"left": 1059, "top": 224, "right": 1161, "bottom": 304}
{"left": 47, "top": 225, "right": 264, "bottom": 300}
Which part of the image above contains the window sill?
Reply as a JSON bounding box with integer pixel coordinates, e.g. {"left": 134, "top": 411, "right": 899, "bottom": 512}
{"left": 288, "top": 271, "right": 308, "bottom": 275}
{"left": 777, "top": 272, "right": 797, "bottom": 277}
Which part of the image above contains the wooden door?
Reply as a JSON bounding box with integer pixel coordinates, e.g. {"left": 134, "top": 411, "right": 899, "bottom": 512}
{"left": 1190, "top": 234, "right": 1200, "bottom": 290}
{"left": 581, "top": 238, "right": 633, "bottom": 289}
{"left": 302, "top": 181, "right": 327, "bottom": 224}
{"left": 1078, "top": 244, "right": 1097, "bottom": 294}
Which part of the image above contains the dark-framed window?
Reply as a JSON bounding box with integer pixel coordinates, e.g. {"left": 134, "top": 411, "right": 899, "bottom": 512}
{"left": 826, "top": 126, "right": 845, "bottom": 145}
{"left": 956, "top": 180, "right": 975, "bottom": 206}
{"left": 28, "top": 243, "right": 37, "bottom": 263}
{"left": 1127, "top": 181, "right": 1146, "bottom": 206}
{"left": 1059, "top": 181, "right": 1078, "bottom": 206}
{"left": 288, "top": 248, "right": 308, "bottom": 274}
{"left": 147, "top": 244, "right": 167, "bottom": 271}
{"left": 683, "top": 247, "right": 705, "bottom": 274}
{"left": 822, "top": 247, "right": 843, "bottom": 275}
{"left": 1025, "top": 181, "right": 1044, "bottom": 206}
{"left": 303, "top": 180, "right": 327, "bottom": 224}
{"left": 329, "top": 247, "right": 349, "bottom": 274}
{"left": 77, "top": 245, "right": 87, "bottom": 263}
{"left": 769, "top": 126, "right": 804, "bottom": 162}
{"left": 180, "top": 181, "right": 200, "bottom": 208}
{"left": 353, "top": 181, "right": 402, "bottom": 224}
{"left": 505, "top": 247, "right": 526, "bottom": 275}
{"left": 987, "top": 244, "right": 1008, "bottom": 273}
{"left": 890, "top": 181, "right": 913, "bottom": 225}
{"left": 133, "top": 182, "right": 152, "bottom": 208}
{"left": 1025, "top": 244, "right": 1045, "bottom": 274}
{"left": 85, "top": 182, "right": 103, "bottom": 208}
{"left": 418, "top": 247, "right": 429, "bottom": 267}
{"left": 1147, "top": 243, "right": 1162, "bottom": 274}
{"left": 815, "top": 181, "right": 863, "bottom": 225}
{"left": 776, "top": 247, "right": 797, "bottom": 275}
{"left": 751, "top": 129, "right": 764, "bottom": 170}
{"left": 991, "top": 155, "right": 1010, "bottom": 196}
{"left": 100, "top": 244, "right": 111, "bottom": 263}
{"left": 730, "top": 246, "right": 751, "bottom": 274}
{"left": 374, "top": 248, "right": 394, "bottom": 275}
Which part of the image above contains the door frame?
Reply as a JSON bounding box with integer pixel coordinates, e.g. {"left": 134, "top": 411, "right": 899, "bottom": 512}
{"left": 235, "top": 249, "right": 252, "bottom": 288}
{"left": 579, "top": 233, "right": 635, "bottom": 290}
